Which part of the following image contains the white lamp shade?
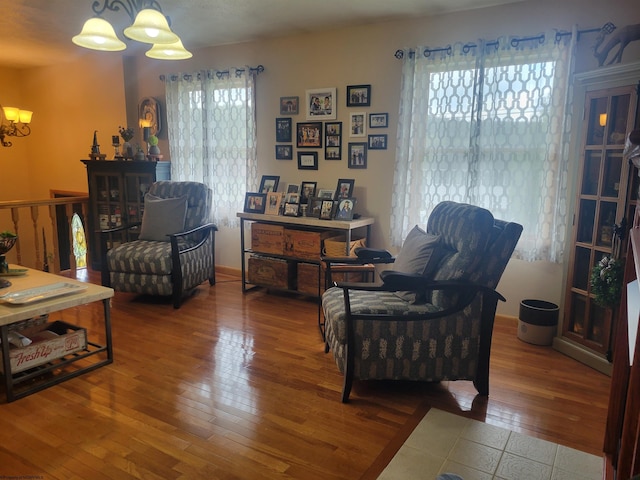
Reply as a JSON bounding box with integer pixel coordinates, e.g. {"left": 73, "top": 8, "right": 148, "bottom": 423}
{"left": 72, "top": 17, "right": 126, "bottom": 51}
{"left": 3, "top": 107, "right": 20, "bottom": 122}
{"left": 123, "top": 9, "right": 178, "bottom": 44}
{"left": 18, "top": 110, "right": 33, "bottom": 124}
{"left": 145, "top": 39, "right": 193, "bottom": 60}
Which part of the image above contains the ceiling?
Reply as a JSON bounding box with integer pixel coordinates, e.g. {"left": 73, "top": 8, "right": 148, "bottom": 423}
{"left": 2, "top": 0, "right": 525, "bottom": 69}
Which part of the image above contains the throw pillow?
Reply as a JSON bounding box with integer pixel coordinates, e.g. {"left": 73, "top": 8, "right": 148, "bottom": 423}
{"left": 392, "top": 226, "right": 442, "bottom": 303}
{"left": 139, "top": 194, "right": 188, "bottom": 242}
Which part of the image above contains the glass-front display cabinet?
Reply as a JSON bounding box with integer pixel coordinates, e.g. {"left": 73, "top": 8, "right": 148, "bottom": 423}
{"left": 564, "top": 84, "right": 638, "bottom": 358}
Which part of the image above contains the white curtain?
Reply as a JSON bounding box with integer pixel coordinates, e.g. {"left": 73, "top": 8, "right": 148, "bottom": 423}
{"left": 392, "top": 30, "right": 577, "bottom": 262}
{"left": 164, "top": 68, "right": 258, "bottom": 227}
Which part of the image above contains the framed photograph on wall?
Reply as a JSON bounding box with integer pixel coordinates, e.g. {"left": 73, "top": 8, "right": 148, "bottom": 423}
{"left": 348, "top": 142, "right": 367, "bottom": 169}
{"left": 243, "top": 192, "right": 266, "bottom": 214}
{"left": 297, "top": 122, "right": 323, "bottom": 148}
{"left": 297, "top": 151, "right": 318, "bottom": 170}
{"left": 318, "top": 188, "right": 334, "bottom": 199}
{"left": 259, "top": 175, "right": 280, "bottom": 193}
{"left": 280, "top": 96, "right": 299, "bottom": 115}
{"left": 275, "top": 144, "right": 293, "bottom": 160}
{"left": 265, "top": 192, "right": 282, "bottom": 215}
{"left": 349, "top": 112, "right": 366, "bottom": 137}
{"left": 346, "top": 84, "right": 371, "bottom": 107}
{"left": 276, "top": 117, "right": 292, "bottom": 142}
{"left": 368, "top": 134, "right": 387, "bottom": 150}
{"left": 325, "top": 121, "right": 342, "bottom": 160}
{"left": 369, "top": 113, "right": 388, "bottom": 128}
{"left": 334, "top": 178, "right": 355, "bottom": 200}
{"left": 306, "top": 87, "right": 336, "bottom": 120}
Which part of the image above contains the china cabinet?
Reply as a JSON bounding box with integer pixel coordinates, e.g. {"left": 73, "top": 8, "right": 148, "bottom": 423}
{"left": 82, "top": 160, "right": 170, "bottom": 270}
{"left": 559, "top": 63, "right": 639, "bottom": 373}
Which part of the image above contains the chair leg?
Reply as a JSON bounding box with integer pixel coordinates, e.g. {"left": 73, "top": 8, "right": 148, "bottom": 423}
{"left": 341, "top": 344, "right": 354, "bottom": 403}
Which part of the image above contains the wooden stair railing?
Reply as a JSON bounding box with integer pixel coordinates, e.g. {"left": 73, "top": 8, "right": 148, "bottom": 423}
{"left": 0, "top": 196, "right": 89, "bottom": 276}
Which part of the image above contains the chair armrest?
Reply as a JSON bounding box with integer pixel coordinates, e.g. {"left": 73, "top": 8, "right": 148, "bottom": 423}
{"left": 99, "top": 222, "right": 141, "bottom": 236}
{"left": 169, "top": 223, "right": 217, "bottom": 254}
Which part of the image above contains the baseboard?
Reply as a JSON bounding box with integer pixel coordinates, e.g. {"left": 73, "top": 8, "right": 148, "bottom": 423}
{"left": 216, "top": 265, "right": 241, "bottom": 277}
{"left": 552, "top": 336, "right": 612, "bottom": 376}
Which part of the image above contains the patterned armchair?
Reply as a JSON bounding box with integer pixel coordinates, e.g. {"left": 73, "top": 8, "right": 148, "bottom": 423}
{"left": 321, "top": 201, "right": 522, "bottom": 402}
{"left": 100, "top": 181, "right": 217, "bottom": 308}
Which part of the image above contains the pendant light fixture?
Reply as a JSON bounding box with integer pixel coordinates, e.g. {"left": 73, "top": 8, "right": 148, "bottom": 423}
{"left": 73, "top": 1, "right": 191, "bottom": 60}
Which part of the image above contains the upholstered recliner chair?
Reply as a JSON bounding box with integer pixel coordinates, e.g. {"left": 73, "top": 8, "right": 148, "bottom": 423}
{"left": 100, "top": 181, "right": 217, "bottom": 308}
{"left": 321, "top": 201, "right": 522, "bottom": 402}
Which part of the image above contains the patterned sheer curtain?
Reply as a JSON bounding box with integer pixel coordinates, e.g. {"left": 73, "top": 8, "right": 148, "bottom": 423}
{"left": 392, "top": 29, "right": 577, "bottom": 262}
{"left": 164, "top": 68, "right": 258, "bottom": 227}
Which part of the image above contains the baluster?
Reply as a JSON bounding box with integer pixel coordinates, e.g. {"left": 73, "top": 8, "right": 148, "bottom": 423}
{"left": 48, "top": 204, "right": 61, "bottom": 274}
{"left": 30, "top": 205, "right": 41, "bottom": 270}
{"left": 10, "top": 207, "right": 21, "bottom": 265}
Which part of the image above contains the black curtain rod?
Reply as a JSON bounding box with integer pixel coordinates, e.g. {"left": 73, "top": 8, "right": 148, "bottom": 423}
{"left": 160, "top": 64, "right": 265, "bottom": 81}
{"left": 394, "top": 26, "right": 605, "bottom": 59}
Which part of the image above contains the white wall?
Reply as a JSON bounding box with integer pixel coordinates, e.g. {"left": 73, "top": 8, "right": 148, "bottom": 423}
{"left": 125, "top": 0, "right": 640, "bottom": 316}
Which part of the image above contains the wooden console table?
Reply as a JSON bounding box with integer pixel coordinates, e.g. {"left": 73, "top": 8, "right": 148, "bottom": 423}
{"left": 0, "top": 267, "right": 114, "bottom": 402}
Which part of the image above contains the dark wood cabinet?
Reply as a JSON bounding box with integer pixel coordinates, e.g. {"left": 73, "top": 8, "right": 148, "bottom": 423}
{"left": 82, "top": 160, "right": 170, "bottom": 270}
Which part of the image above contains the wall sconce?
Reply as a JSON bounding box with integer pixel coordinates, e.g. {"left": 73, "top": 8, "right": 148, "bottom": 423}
{"left": 599, "top": 113, "right": 607, "bottom": 127}
{"left": 72, "top": 0, "right": 192, "bottom": 60}
{"left": 0, "top": 106, "right": 33, "bottom": 147}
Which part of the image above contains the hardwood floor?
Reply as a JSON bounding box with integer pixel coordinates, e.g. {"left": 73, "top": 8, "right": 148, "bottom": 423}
{"left": 0, "top": 271, "right": 610, "bottom": 479}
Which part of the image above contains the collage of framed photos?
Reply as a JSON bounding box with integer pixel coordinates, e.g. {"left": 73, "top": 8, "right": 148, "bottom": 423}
{"left": 275, "top": 85, "right": 389, "bottom": 170}
{"left": 244, "top": 176, "right": 358, "bottom": 221}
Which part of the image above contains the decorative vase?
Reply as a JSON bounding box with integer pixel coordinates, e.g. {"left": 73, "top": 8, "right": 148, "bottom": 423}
{"left": 134, "top": 149, "right": 146, "bottom": 161}
{"left": 149, "top": 145, "right": 161, "bottom": 155}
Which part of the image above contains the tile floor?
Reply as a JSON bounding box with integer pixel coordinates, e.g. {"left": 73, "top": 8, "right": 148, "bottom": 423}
{"left": 378, "top": 409, "right": 603, "bottom": 480}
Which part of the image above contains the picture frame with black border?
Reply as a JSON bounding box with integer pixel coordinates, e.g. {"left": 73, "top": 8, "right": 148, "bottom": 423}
{"left": 285, "top": 192, "right": 300, "bottom": 204}
{"left": 325, "top": 121, "right": 342, "bottom": 160}
{"left": 259, "top": 175, "right": 280, "bottom": 193}
{"left": 279, "top": 96, "right": 299, "bottom": 115}
{"left": 318, "top": 188, "right": 335, "bottom": 199}
{"left": 369, "top": 113, "right": 388, "bottom": 128}
{"left": 265, "top": 192, "right": 281, "bottom": 215}
{"left": 346, "top": 84, "right": 371, "bottom": 107}
{"left": 287, "top": 184, "right": 299, "bottom": 194}
{"left": 283, "top": 202, "right": 300, "bottom": 217}
{"left": 297, "top": 121, "right": 323, "bottom": 148}
{"left": 334, "top": 178, "right": 355, "bottom": 200}
{"left": 368, "top": 134, "right": 387, "bottom": 150}
{"left": 276, "top": 117, "right": 292, "bottom": 142}
{"left": 349, "top": 112, "right": 366, "bottom": 138}
{"left": 319, "top": 200, "right": 335, "bottom": 220}
{"left": 300, "top": 181, "right": 317, "bottom": 205}
{"left": 307, "top": 197, "right": 324, "bottom": 218}
{"left": 335, "top": 197, "right": 356, "bottom": 221}
{"left": 306, "top": 87, "right": 336, "bottom": 120}
{"left": 275, "top": 144, "right": 293, "bottom": 160}
{"left": 244, "top": 192, "right": 267, "bottom": 214}
{"left": 297, "top": 151, "right": 318, "bottom": 170}
{"left": 348, "top": 142, "right": 367, "bottom": 169}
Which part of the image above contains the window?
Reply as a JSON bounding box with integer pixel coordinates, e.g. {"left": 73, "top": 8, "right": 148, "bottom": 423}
{"left": 392, "top": 33, "right": 576, "bottom": 262}
{"left": 164, "top": 68, "right": 258, "bottom": 227}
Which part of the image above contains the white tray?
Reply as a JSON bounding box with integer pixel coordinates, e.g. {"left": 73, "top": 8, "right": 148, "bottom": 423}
{"left": 0, "top": 282, "right": 88, "bottom": 305}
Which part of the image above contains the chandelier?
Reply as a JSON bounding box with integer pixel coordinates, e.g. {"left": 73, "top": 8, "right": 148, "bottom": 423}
{"left": 0, "top": 106, "right": 33, "bottom": 148}
{"left": 72, "top": 0, "right": 192, "bottom": 60}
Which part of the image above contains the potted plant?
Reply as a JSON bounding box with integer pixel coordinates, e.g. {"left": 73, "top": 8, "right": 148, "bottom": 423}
{"left": 0, "top": 230, "right": 18, "bottom": 273}
{"left": 148, "top": 135, "right": 160, "bottom": 155}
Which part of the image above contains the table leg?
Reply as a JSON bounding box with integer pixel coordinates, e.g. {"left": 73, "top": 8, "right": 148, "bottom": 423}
{"left": 1, "top": 325, "right": 14, "bottom": 402}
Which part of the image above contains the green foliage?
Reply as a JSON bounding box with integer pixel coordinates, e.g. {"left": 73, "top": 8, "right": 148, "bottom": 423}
{"left": 148, "top": 135, "right": 159, "bottom": 146}
{"left": 0, "top": 230, "right": 16, "bottom": 238}
{"left": 590, "top": 256, "right": 624, "bottom": 308}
